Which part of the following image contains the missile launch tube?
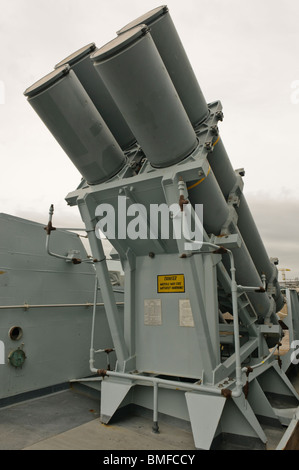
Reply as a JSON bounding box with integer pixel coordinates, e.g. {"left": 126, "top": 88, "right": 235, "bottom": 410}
{"left": 117, "top": 5, "right": 209, "bottom": 127}
{"left": 115, "top": 5, "right": 281, "bottom": 314}
{"left": 24, "top": 66, "right": 126, "bottom": 185}
{"left": 54, "top": 43, "right": 136, "bottom": 150}
{"left": 208, "top": 137, "right": 284, "bottom": 311}
{"left": 91, "top": 25, "right": 198, "bottom": 168}
{"left": 187, "top": 168, "right": 274, "bottom": 320}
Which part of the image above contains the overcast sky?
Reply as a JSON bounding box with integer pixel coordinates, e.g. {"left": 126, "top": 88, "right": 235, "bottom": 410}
{"left": 0, "top": 0, "right": 298, "bottom": 279}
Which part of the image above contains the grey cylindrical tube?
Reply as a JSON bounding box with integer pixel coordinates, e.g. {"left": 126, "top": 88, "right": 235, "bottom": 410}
{"left": 186, "top": 168, "right": 273, "bottom": 320}
{"left": 54, "top": 43, "right": 136, "bottom": 150}
{"left": 91, "top": 25, "right": 198, "bottom": 168}
{"left": 208, "top": 137, "right": 284, "bottom": 311}
{"left": 187, "top": 168, "right": 229, "bottom": 235}
{"left": 24, "top": 66, "right": 126, "bottom": 185}
{"left": 117, "top": 6, "right": 209, "bottom": 127}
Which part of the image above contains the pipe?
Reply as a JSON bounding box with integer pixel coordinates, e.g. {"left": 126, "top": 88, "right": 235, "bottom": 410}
{"left": 152, "top": 382, "right": 159, "bottom": 433}
{"left": 94, "top": 348, "right": 116, "bottom": 354}
{"left": 227, "top": 248, "right": 243, "bottom": 394}
{"left": 45, "top": 205, "right": 93, "bottom": 264}
{"left": 46, "top": 233, "right": 93, "bottom": 263}
{"left": 88, "top": 367, "right": 241, "bottom": 397}
{"left": 261, "top": 274, "right": 267, "bottom": 290}
{"left": 237, "top": 285, "right": 265, "bottom": 293}
{"left": 0, "top": 302, "right": 124, "bottom": 310}
{"left": 242, "top": 343, "right": 279, "bottom": 372}
{"left": 89, "top": 276, "right": 98, "bottom": 373}
{"left": 53, "top": 228, "right": 86, "bottom": 231}
{"left": 187, "top": 240, "right": 243, "bottom": 394}
{"left": 89, "top": 276, "right": 118, "bottom": 372}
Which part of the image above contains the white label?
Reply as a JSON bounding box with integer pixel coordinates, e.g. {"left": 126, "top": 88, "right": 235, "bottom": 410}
{"left": 144, "top": 299, "right": 162, "bottom": 326}
{"left": 179, "top": 299, "right": 194, "bottom": 327}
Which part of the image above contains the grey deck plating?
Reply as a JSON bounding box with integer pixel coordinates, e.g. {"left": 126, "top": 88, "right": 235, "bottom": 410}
{"left": 0, "top": 382, "right": 296, "bottom": 450}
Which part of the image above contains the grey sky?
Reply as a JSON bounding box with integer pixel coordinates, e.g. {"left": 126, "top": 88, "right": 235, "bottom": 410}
{"left": 0, "top": 0, "right": 298, "bottom": 279}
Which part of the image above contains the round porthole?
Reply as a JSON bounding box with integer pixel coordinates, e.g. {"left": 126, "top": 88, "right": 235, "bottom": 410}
{"left": 9, "top": 326, "right": 23, "bottom": 341}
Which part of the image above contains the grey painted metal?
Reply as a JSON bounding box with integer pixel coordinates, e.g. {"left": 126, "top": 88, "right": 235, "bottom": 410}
{"left": 187, "top": 168, "right": 229, "bottom": 235}
{"left": 186, "top": 165, "right": 274, "bottom": 321}
{"left": 285, "top": 289, "right": 299, "bottom": 346}
{"left": 185, "top": 393, "right": 226, "bottom": 449}
{"left": 134, "top": 254, "right": 215, "bottom": 380}
{"left": 23, "top": 5, "right": 299, "bottom": 449}
{"left": 208, "top": 137, "right": 284, "bottom": 312}
{"left": 91, "top": 26, "right": 198, "bottom": 168}
{"left": 116, "top": 5, "right": 209, "bottom": 127}
{"left": 0, "top": 302, "right": 124, "bottom": 309}
{"left": 54, "top": 43, "right": 135, "bottom": 150}
{"left": 0, "top": 213, "right": 121, "bottom": 400}
{"left": 77, "top": 197, "right": 131, "bottom": 372}
{"left": 64, "top": 98, "right": 299, "bottom": 447}
{"left": 24, "top": 67, "right": 125, "bottom": 185}
{"left": 276, "top": 408, "right": 299, "bottom": 450}
{"left": 281, "top": 289, "right": 299, "bottom": 371}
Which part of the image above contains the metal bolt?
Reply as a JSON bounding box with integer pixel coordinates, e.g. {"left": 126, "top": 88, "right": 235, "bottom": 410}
{"left": 205, "top": 141, "right": 213, "bottom": 151}
{"left": 211, "top": 125, "right": 219, "bottom": 135}
{"left": 216, "top": 110, "right": 224, "bottom": 121}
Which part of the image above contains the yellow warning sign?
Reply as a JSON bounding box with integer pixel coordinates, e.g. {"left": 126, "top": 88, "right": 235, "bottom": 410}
{"left": 157, "top": 274, "right": 185, "bottom": 293}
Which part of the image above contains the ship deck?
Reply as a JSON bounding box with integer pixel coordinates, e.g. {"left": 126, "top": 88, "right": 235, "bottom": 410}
{"left": 0, "top": 376, "right": 298, "bottom": 452}
{"left": 0, "top": 384, "right": 195, "bottom": 451}
{"left": 1, "top": 327, "right": 298, "bottom": 452}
